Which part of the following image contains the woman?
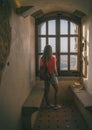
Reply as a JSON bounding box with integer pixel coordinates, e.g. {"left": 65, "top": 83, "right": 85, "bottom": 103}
{"left": 40, "top": 45, "right": 61, "bottom": 110}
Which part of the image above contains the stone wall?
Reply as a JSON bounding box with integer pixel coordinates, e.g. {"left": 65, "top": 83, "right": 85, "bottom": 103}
{"left": 0, "top": 0, "right": 11, "bottom": 82}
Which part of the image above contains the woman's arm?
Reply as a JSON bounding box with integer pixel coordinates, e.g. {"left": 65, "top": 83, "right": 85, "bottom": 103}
{"left": 53, "top": 59, "right": 58, "bottom": 76}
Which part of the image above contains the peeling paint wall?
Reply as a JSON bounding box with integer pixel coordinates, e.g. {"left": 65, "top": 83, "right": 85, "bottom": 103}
{"left": 0, "top": 3, "right": 35, "bottom": 130}
{"left": 87, "top": 11, "right": 92, "bottom": 94}
{"left": 82, "top": 16, "right": 89, "bottom": 89}
{"left": 82, "top": 11, "right": 92, "bottom": 95}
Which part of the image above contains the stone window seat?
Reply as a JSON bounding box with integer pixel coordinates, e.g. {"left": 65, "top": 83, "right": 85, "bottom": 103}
{"left": 22, "top": 85, "right": 44, "bottom": 130}
{"left": 70, "top": 86, "right": 92, "bottom": 111}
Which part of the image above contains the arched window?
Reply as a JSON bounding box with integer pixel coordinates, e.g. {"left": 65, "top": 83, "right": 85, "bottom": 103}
{"left": 35, "top": 14, "right": 81, "bottom": 76}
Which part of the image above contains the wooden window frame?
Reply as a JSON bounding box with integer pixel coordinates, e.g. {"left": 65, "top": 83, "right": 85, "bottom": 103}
{"left": 35, "top": 12, "right": 82, "bottom": 77}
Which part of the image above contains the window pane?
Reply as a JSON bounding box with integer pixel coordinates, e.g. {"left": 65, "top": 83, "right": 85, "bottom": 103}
{"left": 70, "top": 22, "right": 78, "bottom": 34}
{"left": 70, "top": 37, "right": 78, "bottom": 52}
{"left": 38, "top": 22, "right": 46, "bottom": 35}
{"left": 60, "top": 20, "right": 68, "bottom": 34}
{"left": 38, "top": 37, "right": 46, "bottom": 53}
{"left": 70, "top": 55, "right": 77, "bottom": 70}
{"left": 38, "top": 55, "right": 42, "bottom": 70}
{"left": 60, "top": 37, "right": 68, "bottom": 52}
{"left": 48, "top": 20, "right": 56, "bottom": 35}
{"left": 48, "top": 38, "right": 56, "bottom": 53}
{"left": 60, "top": 55, "right": 68, "bottom": 70}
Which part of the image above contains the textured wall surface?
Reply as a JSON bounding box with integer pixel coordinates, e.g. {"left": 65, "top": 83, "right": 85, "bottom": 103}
{"left": 0, "top": 2, "right": 35, "bottom": 130}
{"left": 0, "top": 0, "right": 11, "bottom": 82}
{"left": 17, "top": 0, "right": 91, "bottom": 15}
{"left": 82, "top": 13, "right": 92, "bottom": 95}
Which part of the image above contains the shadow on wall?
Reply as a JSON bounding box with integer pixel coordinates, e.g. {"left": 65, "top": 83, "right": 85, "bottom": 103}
{"left": 0, "top": 0, "right": 11, "bottom": 83}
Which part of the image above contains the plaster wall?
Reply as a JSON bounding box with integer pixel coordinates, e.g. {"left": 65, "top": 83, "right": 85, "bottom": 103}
{"left": 82, "top": 16, "right": 89, "bottom": 89}
{"left": 0, "top": 11, "right": 35, "bottom": 130}
{"left": 82, "top": 12, "right": 92, "bottom": 95}
{"left": 87, "top": 12, "right": 92, "bottom": 95}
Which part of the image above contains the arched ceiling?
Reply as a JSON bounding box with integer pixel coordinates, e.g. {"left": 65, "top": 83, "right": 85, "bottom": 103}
{"left": 14, "top": 0, "right": 91, "bottom": 18}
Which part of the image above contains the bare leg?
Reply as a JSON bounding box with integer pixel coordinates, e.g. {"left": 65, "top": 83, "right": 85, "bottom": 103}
{"left": 44, "top": 81, "right": 50, "bottom": 105}
{"left": 52, "top": 83, "right": 62, "bottom": 109}
{"left": 52, "top": 83, "right": 58, "bottom": 106}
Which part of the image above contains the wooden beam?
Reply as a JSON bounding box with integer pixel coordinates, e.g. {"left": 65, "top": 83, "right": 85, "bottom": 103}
{"left": 16, "top": 6, "right": 34, "bottom": 15}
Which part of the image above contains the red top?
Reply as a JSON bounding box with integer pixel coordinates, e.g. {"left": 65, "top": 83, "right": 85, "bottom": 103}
{"left": 40, "top": 56, "right": 57, "bottom": 74}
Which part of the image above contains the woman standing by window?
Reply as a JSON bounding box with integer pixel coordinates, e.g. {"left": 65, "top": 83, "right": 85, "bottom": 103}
{"left": 40, "top": 45, "right": 62, "bottom": 110}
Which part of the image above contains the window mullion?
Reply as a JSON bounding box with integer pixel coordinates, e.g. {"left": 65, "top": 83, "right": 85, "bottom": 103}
{"left": 46, "top": 20, "right": 48, "bottom": 45}
{"left": 68, "top": 21, "right": 70, "bottom": 71}
{"left": 56, "top": 18, "right": 60, "bottom": 74}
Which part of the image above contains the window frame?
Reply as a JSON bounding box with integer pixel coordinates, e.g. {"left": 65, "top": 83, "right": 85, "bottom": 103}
{"left": 35, "top": 13, "right": 82, "bottom": 77}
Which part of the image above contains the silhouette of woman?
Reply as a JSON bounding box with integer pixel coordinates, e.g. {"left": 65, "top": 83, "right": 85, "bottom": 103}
{"left": 40, "top": 45, "right": 62, "bottom": 110}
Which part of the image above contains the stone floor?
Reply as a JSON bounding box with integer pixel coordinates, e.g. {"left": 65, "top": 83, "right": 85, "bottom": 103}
{"left": 33, "top": 100, "right": 90, "bottom": 130}
{"left": 33, "top": 78, "right": 89, "bottom": 130}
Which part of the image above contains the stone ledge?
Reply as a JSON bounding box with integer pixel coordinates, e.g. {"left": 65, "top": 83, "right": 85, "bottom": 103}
{"left": 22, "top": 85, "right": 44, "bottom": 130}
{"left": 70, "top": 86, "right": 92, "bottom": 111}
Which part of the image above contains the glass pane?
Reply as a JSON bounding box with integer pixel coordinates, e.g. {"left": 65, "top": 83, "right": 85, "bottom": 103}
{"left": 38, "top": 37, "right": 46, "bottom": 53}
{"left": 70, "top": 22, "right": 78, "bottom": 34}
{"left": 70, "top": 37, "right": 78, "bottom": 52}
{"left": 60, "top": 55, "right": 68, "bottom": 70}
{"left": 60, "top": 20, "right": 68, "bottom": 34}
{"left": 38, "top": 55, "right": 42, "bottom": 70}
{"left": 38, "top": 22, "right": 46, "bottom": 35}
{"left": 48, "top": 20, "right": 56, "bottom": 35}
{"left": 60, "top": 37, "right": 68, "bottom": 52}
{"left": 48, "top": 38, "right": 56, "bottom": 53}
{"left": 70, "top": 55, "right": 77, "bottom": 70}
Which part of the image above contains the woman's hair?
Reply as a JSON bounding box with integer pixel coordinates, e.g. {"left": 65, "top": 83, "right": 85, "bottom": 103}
{"left": 41, "top": 45, "right": 52, "bottom": 62}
